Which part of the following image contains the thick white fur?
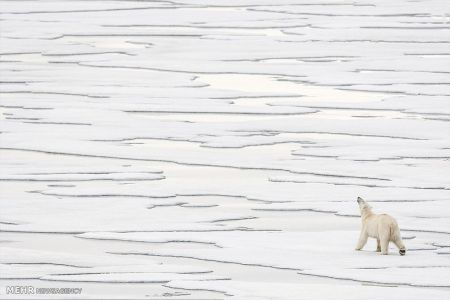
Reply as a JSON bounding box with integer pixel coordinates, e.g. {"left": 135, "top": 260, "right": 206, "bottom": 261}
{"left": 355, "top": 197, "right": 406, "bottom": 255}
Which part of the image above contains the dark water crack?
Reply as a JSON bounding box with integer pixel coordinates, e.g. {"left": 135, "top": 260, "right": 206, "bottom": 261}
{"left": 0, "top": 147, "right": 391, "bottom": 182}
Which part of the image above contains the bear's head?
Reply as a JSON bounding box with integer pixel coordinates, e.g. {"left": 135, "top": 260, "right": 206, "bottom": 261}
{"left": 357, "top": 197, "right": 372, "bottom": 215}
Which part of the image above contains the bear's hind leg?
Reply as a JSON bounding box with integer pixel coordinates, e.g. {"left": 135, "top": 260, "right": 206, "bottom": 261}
{"left": 376, "top": 239, "right": 381, "bottom": 252}
{"left": 379, "top": 227, "right": 390, "bottom": 255}
{"left": 380, "top": 238, "right": 389, "bottom": 255}
{"left": 393, "top": 238, "right": 406, "bottom": 256}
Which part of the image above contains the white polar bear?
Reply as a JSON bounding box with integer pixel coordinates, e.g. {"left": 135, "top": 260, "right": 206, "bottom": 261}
{"left": 355, "top": 197, "right": 406, "bottom": 255}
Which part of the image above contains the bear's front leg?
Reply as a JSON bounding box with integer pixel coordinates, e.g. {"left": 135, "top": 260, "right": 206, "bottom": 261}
{"left": 376, "top": 239, "right": 381, "bottom": 252}
{"left": 355, "top": 230, "right": 368, "bottom": 250}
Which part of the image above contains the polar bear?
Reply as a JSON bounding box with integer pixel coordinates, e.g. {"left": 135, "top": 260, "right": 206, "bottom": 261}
{"left": 355, "top": 197, "right": 406, "bottom": 255}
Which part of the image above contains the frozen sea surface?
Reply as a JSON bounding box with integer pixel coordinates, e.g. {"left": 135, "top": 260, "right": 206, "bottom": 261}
{"left": 1, "top": 0, "right": 450, "bottom": 299}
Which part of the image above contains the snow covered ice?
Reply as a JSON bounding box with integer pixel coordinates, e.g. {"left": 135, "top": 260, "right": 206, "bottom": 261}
{"left": 1, "top": 0, "right": 450, "bottom": 299}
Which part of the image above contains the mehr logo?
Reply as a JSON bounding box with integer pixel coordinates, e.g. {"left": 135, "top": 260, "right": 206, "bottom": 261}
{"left": 6, "top": 286, "right": 34, "bottom": 294}
{"left": 6, "top": 286, "right": 82, "bottom": 295}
